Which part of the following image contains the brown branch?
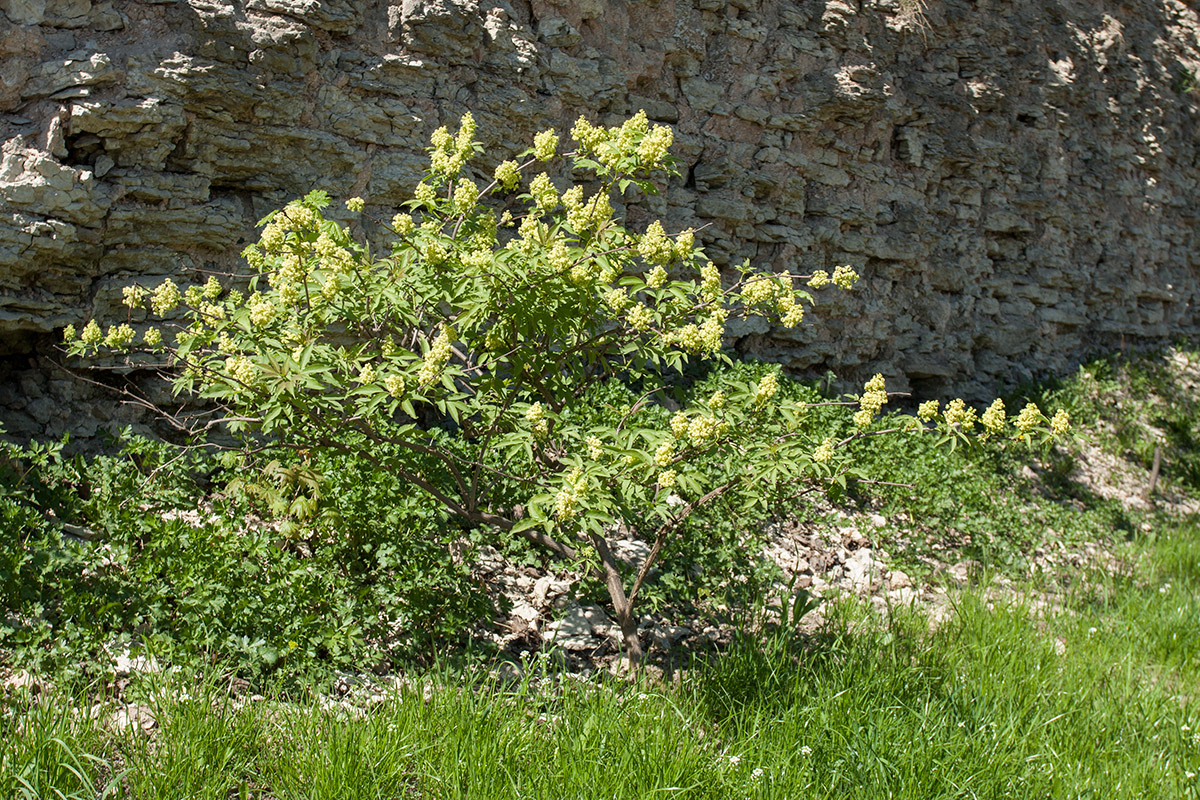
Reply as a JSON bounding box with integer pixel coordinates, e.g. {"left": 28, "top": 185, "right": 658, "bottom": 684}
{"left": 626, "top": 477, "right": 740, "bottom": 608}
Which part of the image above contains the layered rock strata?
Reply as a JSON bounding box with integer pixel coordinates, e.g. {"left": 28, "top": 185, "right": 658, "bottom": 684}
{"left": 1, "top": 0, "right": 1198, "bottom": 439}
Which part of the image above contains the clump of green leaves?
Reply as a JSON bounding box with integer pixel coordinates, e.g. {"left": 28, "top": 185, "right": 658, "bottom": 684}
{"left": 0, "top": 430, "right": 487, "bottom": 685}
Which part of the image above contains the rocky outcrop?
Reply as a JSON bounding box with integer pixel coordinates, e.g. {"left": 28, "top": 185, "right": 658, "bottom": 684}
{"left": 1, "top": 0, "right": 1199, "bottom": 439}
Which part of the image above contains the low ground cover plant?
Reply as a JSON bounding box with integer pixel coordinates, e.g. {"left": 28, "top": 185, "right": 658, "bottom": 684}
{"left": 64, "top": 112, "right": 1067, "bottom": 662}
{"left": 0, "top": 430, "right": 488, "bottom": 683}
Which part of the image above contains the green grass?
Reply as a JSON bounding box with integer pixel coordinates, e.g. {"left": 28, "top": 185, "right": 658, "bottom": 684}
{"left": 5, "top": 519, "right": 1198, "bottom": 799}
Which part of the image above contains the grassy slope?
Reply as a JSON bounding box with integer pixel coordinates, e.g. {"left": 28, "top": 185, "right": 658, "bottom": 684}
{"left": 4, "top": 521, "right": 1197, "bottom": 798}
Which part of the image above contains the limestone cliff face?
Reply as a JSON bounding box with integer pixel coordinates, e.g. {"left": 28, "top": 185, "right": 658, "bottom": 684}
{"left": 1, "top": 0, "right": 1198, "bottom": 438}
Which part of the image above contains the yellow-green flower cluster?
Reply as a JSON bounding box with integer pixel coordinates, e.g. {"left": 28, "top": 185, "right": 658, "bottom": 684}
{"left": 813, "top": 437, "right": 835, "bottom": 463}
{"left": 981, "top": 398, "right": 1006, "bottom": 434}
{"left": 742, "top": 271, "right": 803, "bottom": 325}
{"left": 460, "top": 248, "right": 490, "bottom": 272}
{"left": 637, "top": 221, "right": 673, "bottom": 265}
{"left": 417, "top": 326, "right": 453, "bottom": 386}
{"left": 509, "top": 214, "right": 543, "bottom": 256}
{"left": 311, "top": 275, "right": 336, "bottom": 303}
{"left": 547, "top": 240, "right": 572, "bottom": 273}
{"left": 346, "top": 196, "right": 365, "bottom": 213}
{"left": 151, "top": 279, "right": 181, "bottom": 315}
{"left": 529, "top": 173, "right": 557, "bottom": 214}
{"left": 616, "top": 110, "right": 649, "bottom": 147}
{"left": 658, "top": 469, "right": 677, "bottom": 490}
{"left": 430, "top": 112, "right": 475, "bottom": 175}
{"left": 553, "top": 467, "right": 586, "bottom": 520}
{"left": 358, "top": 363, "right": 376, "bottom": 385}
{"left": 741, "top": 275, "right": 783, "bottom": 307}
{"left": 700, "top": 262, "right": 721, "bottom": 301}
{"left": 637, "top": 123, "right": 673, "bottom": 165}
{"left": 533, "top": 129, "right": 558, "bottom": 162}
{"left": 455, "top": 112, "right": 475, "bottom": 152}
{"left": 1050, "top": 408, "right": 1070, "bottom": 435}
{"left": 384, "top": 373, "right": 405, "bottom": 399}
{"left": 257, "top": 203, "right": 317, "bottom": 255}
{"left": 569, "top": 261, "right": 597, "bottom": 286}
{"left": 654, "top": 441, "right": 675, "bottom": 468}
{"left": 185, "top": 284, "right": 205, "bottom": 308}
{"left": 243, "top": 243, "right": 266, "bottom": 270}
{"left": 670, "top": 411, "right": 690, "bottom": 438}
{"left": 452, "top": 178, "right": 477, "bottom": 212}
{"left": 526, "top": 402, "right": 549, "bottom": 439}
{"left": 203, "top": 276, "right": 222, "bottom": 300}
{"left": 645, "top": 265, "right": 668, "bottom": 289}
{"left": 917, "top": 400, "right": 939, "bottom": 422}
{"left": 1015, "top": 402, "right": 1042, "bottom": 435}
{"left": 674, "top": 229, "right": 694, "bottom": 259}
{"left": 248, "top": 294, "right": 276, "bottom": 327}
{"left": 104, "top": 324, "right": 136, "bottom": 350}
{"left": 81, "top": 320, "right": 102, "bottom": 345}
{"left": 808, "top": 266, "right": 858, "bottom": 290}
{"left": 627, "top": 304, "right": 653, "bottom": 332}
{"left": 670, "top": 312, "right": 724, "bottom": 355}
{"left": 280, "top": 201, "right": 317, "bottom": 231}
{"left": 776, "top": 291, "right": 804, "bottom": 328}
{"left": 586, "top": 435, "right": 604, "bottom": 461}
{"left": 414, "top": 182, "right": 437, "bottom": 206}
{"left": 832, "top": 265, "right": 859, "bottom": 290}
{"left": 494, "top": 160, "right": 521, "bottom": 190}
{"left": 123, "top": 285, "right": 147, "bottom": 310}
{"left": 570, "top": 112, "right": 674, "bottom": 173}
{"left": 571, "top": 116, "right": 608, "bottom": 151}
{"left": 62, "top": 324, "right": 76, "bottom": 343}
{"left": 386, "top": 212, "right": 413, "bottom": 237}
{"left": 854, "top": 373, "right": 888, "bottom": 428}
{"left": 314, "top": 232, "right": 354, "bottom": 273}
{"left": 687, "top": 415, "right": 723, "bottom": 447}
{"left": 143, "top": 327, "right": 162, "bottom": 348}
{"left": 225, "top": 355, "right": 257, "bottom": 387}
{"left": 275, "top": 253, "right": 307, "bottom": 287}
{"left": 944, "top": 398, "right": 977, "bottom": 431}
{"left": 562, "top": 186, "right": 613, "bottom": 233}
{"left": 604, "top": 287, "right": 629, "bottom": 313}
{"left": 755, "top": 372, "right": 779, "bottom": 405}
{"left": 420, "top": 240, "right": 448, "bottom": 267}
{"left": 707, "top": 390, "right": 727, "bottom": 410}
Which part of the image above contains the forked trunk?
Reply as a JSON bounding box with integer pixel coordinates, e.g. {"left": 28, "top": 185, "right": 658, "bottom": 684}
{"left": 590, "top": 533, "right": 645, "bottom": 664}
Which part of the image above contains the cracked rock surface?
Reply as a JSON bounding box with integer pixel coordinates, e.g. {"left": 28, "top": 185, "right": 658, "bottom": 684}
{"left": 2, "top": 0, "right": 1200, "bottom": 437}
